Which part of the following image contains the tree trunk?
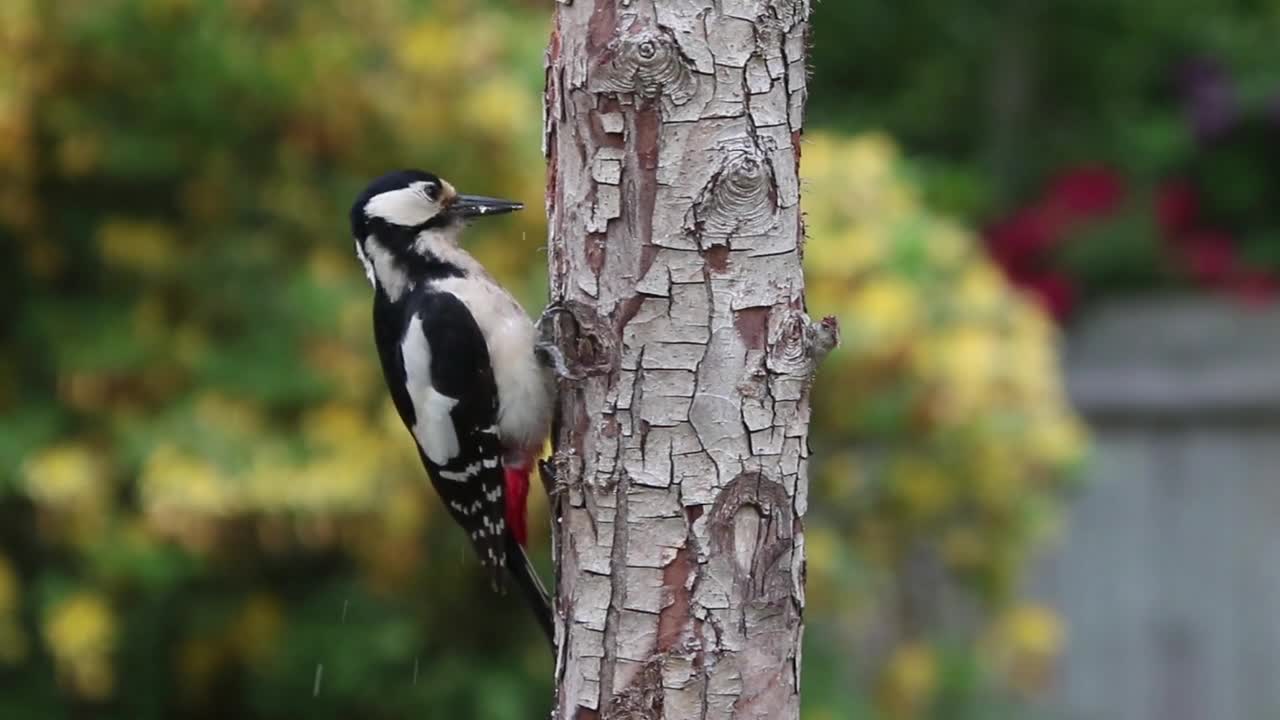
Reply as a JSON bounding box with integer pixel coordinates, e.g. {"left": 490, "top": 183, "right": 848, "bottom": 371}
{"left": 542, "top": 2, "right": 825, "bottom": 718}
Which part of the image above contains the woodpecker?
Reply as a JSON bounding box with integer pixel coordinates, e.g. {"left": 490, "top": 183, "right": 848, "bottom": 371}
{"left": 349, "top": 169, "right": 554, "bottom": 644}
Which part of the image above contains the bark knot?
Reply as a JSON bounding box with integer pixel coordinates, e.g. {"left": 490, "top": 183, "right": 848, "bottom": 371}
{"left": 765, "top": 308, "right": 840, "bottom": 376}
{"left": 708, "top": 472, "right": 794, "bottom": 605}
{"left": 541, "top": 300, "right": 620, "bottom": 378}
{"left": 589, "top": 21, "right": 696, "bottom": 104}
{"left": 686, "top": 139, "right": 779, "bottom": 246}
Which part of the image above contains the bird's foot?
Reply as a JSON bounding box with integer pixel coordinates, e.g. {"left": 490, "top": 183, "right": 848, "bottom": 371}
{"left": 534, "top": 342, "right": 581, "bottom": 381}
{"left": 538, "top": 457, "right": 573, "bottom": 498}
{"left": 535, "top": 302, "right": 583, "bottom": 380}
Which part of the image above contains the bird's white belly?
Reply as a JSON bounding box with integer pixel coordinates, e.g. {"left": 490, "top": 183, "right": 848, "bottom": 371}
{"left": 429, "top": 276, "right": 551, "bottom": 456}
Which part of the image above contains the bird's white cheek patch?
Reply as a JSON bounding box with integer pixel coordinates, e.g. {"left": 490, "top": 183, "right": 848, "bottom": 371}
{"left": 402, "top": 315, "right": 460, "bottom": 465}
{"left": 365, "top": 186, "right": 439, "bottom": 227}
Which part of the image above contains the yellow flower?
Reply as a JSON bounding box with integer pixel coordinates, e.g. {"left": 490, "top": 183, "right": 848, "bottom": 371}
{"left": 96, "top": 219, "right": 178, "bottom": 274}
{"left": 1027, "top": 417, "right": 1088, "bottom": 470}
{"left": 945, "top": 323, "right": 1000, "bottom": 379}
{"left": 0, "top": 0, "right": 37, "bottom": 49}
{"left": 932, "top": 323, "right": 1001, "bottom": 420}
{"left": 45, "top": 593, "right": 115, "bottom": 659}
{"left": 382, "top": 482, "right": 428, "bottom": 537}
{"left": 999, "top": 603, "right": 1064, "bottom": 660}
{"left": 845, "top": 275, "right": 921, "bottom": 349}
{"left": 805, "top": 227, "right": 885, "bottom": 277}
{"left": 954, "top": 263, "right": 1007, "bottom": 318}
{"left": 298, "top": 451, "right": 382, "bottom": 511}
{"left": 972, "top": 442, "right": 1022, "bottom": 513}
{"left": 782, "top": 130, "right": 1085, "bottom": 706}
{"left": 462, "top": 76, "right": 534, "bottom": 138}
{"left": 140, "top": 444, "right": 233, "bottom": 516}
{"left": 890, "top": 457, "right": 952, "bottom": 521}
{"left": 835, "top": 134, "right": 917, "bottom": 225}
{"left": 924, "top": 221, "right": 970, "bottom": 269}
{"left": 338, "top": 297, "right": 371, "bottom": 342}
{"left": 22, "top": 443, "right": 105, "bottom": 509}
{"left": 800, "top": 134, "right": 837, "bottom": 180}
{"left": 843, "top": 132, "right": 899, "bottom": 184}
{"left": 195, "top": 392, "right": 265, "bottom": 437}
{"left": 881, "top": 642, "right": 937, "bottom": 718}
{"left": 396, "top": 21, "right": 459, "bottom": 76}
{"left": 988, "top": 603, "right": 1066, "bottom": 696}
{"left": 302, "top": 403, "right": 371, "bottom": 451}
{"left": 243, "top": 447, "right": 299, "bottom": 512}
{"left": 805, "top": 526, "right": 841, "bottom": 577}
{"left": 43, "top": 592, "right": 117, "bottom": 700}
{"left": 1008, "top": 295, "right": 1057, "bottom": 342}
{"left": 305, "top": 341, "right": 380, "bottom": 400}
{"left": 307, "top": 247, "right": 352, "bottom": 286}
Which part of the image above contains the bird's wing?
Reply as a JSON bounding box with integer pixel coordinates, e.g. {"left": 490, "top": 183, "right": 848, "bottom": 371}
{"left": 398, "top": 290, "right": 508, "bottom": 573}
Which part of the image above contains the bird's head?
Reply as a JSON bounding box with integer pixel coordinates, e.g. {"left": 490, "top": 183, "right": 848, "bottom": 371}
{"left": 350, "top": 169, "right": 523, "bottom": 239}
{"left": 350, "top": 170, "right": 523, "bottom": 293}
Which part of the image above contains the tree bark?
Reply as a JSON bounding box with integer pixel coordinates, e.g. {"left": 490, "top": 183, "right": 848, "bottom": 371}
{"left": 542, "top": 2, "right": 825, "bottom": 718}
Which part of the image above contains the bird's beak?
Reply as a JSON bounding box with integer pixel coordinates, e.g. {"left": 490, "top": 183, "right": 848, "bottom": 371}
{"left": 449, "top": 194, "right": 524, "bottom": 219}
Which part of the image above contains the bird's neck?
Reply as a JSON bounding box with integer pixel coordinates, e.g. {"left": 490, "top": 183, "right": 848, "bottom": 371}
{"left": 360, "top": 226, "right": 479, "bottom": 303}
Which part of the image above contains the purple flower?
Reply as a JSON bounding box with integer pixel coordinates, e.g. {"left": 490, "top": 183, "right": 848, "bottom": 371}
{"left": 1180, "top": 56, "right": 1238, "bottom": 142}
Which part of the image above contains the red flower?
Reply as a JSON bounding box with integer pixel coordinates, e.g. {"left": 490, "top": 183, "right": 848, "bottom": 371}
{"left": 986, "top": 206, "right": 1060, "bottom": 269}
{"left": 1044, "top": 166, "right": 1127, "bottom": 219}
{"left": 985, "top": 165, "right": 1125, "bottom": 274}
{"left": 1230, "top": 270, "right": 1280, "bottom": 305}
{"left": 1156, "top": 180, "right": 1199, "bottom": 238}
{"left": 1022, "top": 273, "right": 1077, "bottom": 321}
{"left": 1180, "top": 231, "right": 1239, "bottom": 285}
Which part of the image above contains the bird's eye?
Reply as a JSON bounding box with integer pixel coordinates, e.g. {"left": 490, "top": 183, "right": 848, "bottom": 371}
{"left": 423, "top": 183, "right": 441, "bottom": 202}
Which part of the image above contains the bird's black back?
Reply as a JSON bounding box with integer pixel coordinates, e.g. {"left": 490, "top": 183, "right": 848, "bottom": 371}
{"left": 372, "top": 286, "right": 509, "bottom": 579}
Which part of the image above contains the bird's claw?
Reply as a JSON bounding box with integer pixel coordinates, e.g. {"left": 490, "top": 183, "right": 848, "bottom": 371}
{"left": 536, "top": 301, "right": 574, "bottom": 338}
{"left": 535, "top": 302, "right": 583, "bottom": 380}
{"left": 538, "top": 457, "right": 573, "bottom": 497}
{"left": 535, "top": 341, "right": 582, "bottom": 381}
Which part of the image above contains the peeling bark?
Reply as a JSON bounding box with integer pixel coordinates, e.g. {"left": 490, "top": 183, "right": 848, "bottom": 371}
{"left": 543, "top": 2, "right": 821, "bottom": 718}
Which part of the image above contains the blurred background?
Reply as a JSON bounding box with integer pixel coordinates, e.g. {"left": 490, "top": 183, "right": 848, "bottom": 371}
{"left": 0, "top": 1, "right": 1275, "bottom": 718}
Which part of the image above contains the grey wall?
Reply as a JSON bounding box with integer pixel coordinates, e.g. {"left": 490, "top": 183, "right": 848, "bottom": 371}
{"left": 1036, "top": 298, "right": 1280, "bottom": 720}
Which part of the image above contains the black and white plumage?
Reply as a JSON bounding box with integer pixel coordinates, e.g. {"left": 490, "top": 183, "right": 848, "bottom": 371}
{"left": 349, "top": 170, "right": 554, "bottom": 644}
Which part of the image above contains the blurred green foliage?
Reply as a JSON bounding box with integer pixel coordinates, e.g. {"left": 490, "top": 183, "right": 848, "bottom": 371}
{"left": 0, "top": 1, "right": 1088, "bottom": 719}
{"left": 810, "top": 0, "right": 1280, "bottom": 219}
{"left": 1, "top": 1, "right": 553, "bottom": 717}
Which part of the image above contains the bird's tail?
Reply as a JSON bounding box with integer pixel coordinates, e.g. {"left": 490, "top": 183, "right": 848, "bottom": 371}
{"left": 505, "top": 532, "right": 555, "bottom": 648}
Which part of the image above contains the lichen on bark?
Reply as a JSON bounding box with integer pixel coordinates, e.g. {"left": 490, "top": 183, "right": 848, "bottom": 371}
{"left": 543, "top": 1, "right": 822, "bottom": 718}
